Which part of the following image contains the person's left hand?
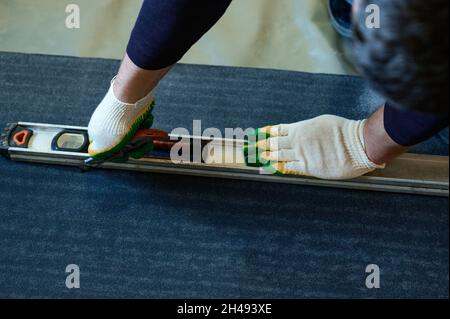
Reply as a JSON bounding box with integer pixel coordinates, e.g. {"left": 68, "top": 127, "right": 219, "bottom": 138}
{"left": 244, "top": 115, "right": 385, "bottom": 180}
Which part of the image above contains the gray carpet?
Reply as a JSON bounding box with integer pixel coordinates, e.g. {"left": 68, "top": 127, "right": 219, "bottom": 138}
{"left": 0, "top": 52, "right": 448, "bottom": 298}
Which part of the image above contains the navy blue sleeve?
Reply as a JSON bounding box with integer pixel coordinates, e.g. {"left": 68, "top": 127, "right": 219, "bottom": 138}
{"left": 127, "top": 0, "right": 232, "bottom": 70}
{"left": 384, "top": 102, "right": 449, "bottom": 147}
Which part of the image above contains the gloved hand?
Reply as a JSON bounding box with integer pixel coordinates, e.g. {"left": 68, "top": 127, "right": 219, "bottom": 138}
{"left": 244, "top": 115, "right": 385, "bottom": 180}
{"left": 87, "top": 77, "right": 155, "bottom": 160}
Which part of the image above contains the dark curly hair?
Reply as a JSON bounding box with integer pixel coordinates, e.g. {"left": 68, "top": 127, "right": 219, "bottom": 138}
{"left": 352, "top": 0, "right": 449, "bottom": 116}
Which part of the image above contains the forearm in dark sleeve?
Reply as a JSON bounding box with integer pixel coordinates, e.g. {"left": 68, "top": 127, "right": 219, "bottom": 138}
{"left": 127, "top": 0, "right": 232, "bottom": 70}
{"left": 384, "top": 102, "right": 449, "bottom": 147}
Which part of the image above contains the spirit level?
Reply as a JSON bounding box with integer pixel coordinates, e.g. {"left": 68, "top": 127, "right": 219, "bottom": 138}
{"left": 1, "top": 122, "right": 448, "bottom": 197}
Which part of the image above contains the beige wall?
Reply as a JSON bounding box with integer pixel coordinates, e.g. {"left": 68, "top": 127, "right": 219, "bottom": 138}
{"left": 0, "top": 0, "right": 354, "bottom": 74}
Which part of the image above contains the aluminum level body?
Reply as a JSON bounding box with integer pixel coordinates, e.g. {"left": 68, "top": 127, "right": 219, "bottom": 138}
{"left": 1, "top": 122, "right": 448, "bottom": 197}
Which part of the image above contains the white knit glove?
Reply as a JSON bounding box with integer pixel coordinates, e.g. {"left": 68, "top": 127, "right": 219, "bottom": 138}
{"left": 245, "top": 115, "right": 385, "bottom": 180}
{"left": 88, "top": 78, "right": 155, "bottom": 159}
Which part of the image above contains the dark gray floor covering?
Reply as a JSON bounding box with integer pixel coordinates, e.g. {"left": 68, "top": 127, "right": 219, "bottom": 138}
{"left": 0, "top": 52, "right": 448, "bottom": 298}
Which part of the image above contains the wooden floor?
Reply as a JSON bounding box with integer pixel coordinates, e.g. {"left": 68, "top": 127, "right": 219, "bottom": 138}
{"left": 0, "top": 0, "right": 355, "bottom": 74}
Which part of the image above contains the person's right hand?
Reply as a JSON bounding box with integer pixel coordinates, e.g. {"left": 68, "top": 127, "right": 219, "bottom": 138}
{"left": 87, "top": 77, "right": 155, "bottom": 160}
{"left": 244, "top": 115, "right": 385, "bottom": 180}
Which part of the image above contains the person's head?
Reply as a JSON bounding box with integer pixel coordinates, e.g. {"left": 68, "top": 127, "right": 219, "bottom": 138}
{"left": 352, "top": 0, "right": 449, "bottom": 115}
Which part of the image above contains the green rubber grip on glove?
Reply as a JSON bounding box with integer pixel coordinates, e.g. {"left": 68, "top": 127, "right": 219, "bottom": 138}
{"left": 243, "top": 128, "right": 271, "bottom": 167}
